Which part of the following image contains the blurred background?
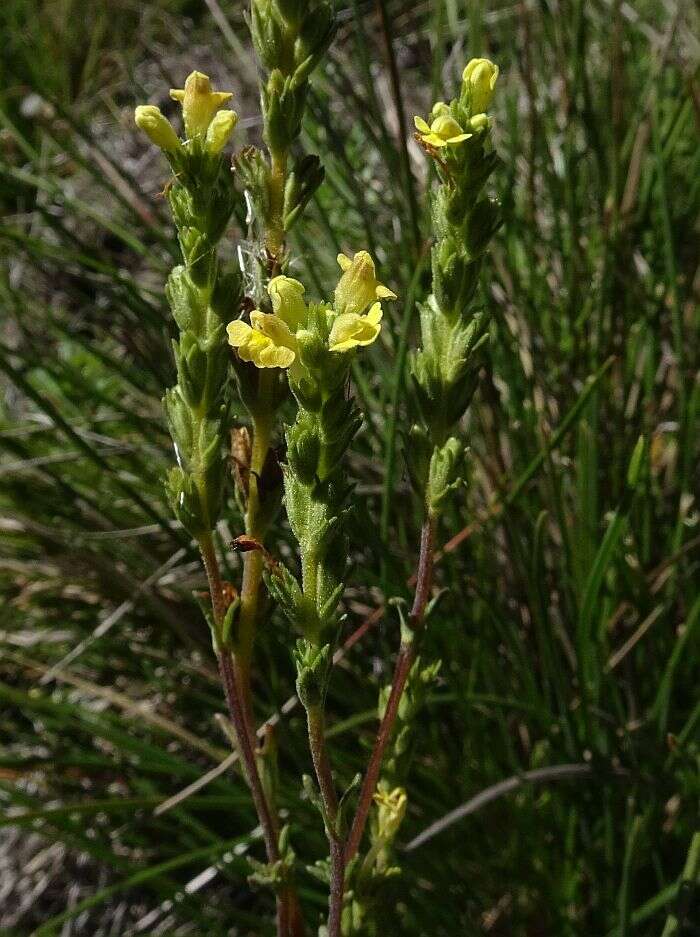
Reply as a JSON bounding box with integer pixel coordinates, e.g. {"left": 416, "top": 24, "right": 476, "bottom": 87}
{"left": 1, "top": 0, "right": 698, "bottom": 934}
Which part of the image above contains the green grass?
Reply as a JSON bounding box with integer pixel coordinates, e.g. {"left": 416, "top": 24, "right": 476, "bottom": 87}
{"left": 1, "top": 0, "right": 698, "bottom": 934}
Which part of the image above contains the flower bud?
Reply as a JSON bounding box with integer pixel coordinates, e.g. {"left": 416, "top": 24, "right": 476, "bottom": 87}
{"left": 462, "top": 58, "right": 499, "bottom": 115}
{"left": 205, "top": 109, "right": 238, "bottom": 154}
{"left": 134, "top": 105, "right": 180, "bottom": 152}
{"left": 427, "top": 437, "right": 463, "bottom": 512}
{"left": 469, "top": 113, "right": 491, "bottom": 133}
{"left": 288, "top": 426, "right": 320, "bottom": 484}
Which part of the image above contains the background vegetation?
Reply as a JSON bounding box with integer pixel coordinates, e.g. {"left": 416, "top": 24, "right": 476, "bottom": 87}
{"left": 1, "top": 0, "right": 698, "bottom": 934}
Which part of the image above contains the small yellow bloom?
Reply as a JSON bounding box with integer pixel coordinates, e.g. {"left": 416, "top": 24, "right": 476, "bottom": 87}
{"left": 414, "top": 112, "right": 472, "bottom": 149}
{"left": 329, "top": 302, "right": 383, "bottom": 353}
{"left": 334, "top": 251, "right": 396, "bottom": 318}
{"left": 134, "top": 105, "right": 180, "bottom": 152}
{"left": 205, "top": 109, "right": 238, "bottom": 155}
{"left": 170, "top": 71, "right": 234, "bottom": 139}
{"left": 268, "top": 276, "right": 307, "bottom": 331}
{"left": 227, "top": 277, "right": 308, "bottom": 369}
{"left": 462, "top": 58, "right": 499, "bottom": 114}
{"left": 227, "top": 310, "right": 298, "bottom": 369}
{"left": 373, "top": 786, "right": 407, "bottom": 841}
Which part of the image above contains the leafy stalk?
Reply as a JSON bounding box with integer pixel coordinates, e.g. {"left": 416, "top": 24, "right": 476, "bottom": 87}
{"left": 231, "top": 0, "right": 338, "bottom": 716}
{"left": 134, "top": 74, "right": 298, "bottom": 933}
{"left": 343, "top": 58, "right": 504, "bottom": 921}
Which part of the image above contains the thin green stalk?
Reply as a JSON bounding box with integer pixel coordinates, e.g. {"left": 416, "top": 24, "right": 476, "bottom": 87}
{"left": 660, "top": 832, "right": 700, "bottom": 937}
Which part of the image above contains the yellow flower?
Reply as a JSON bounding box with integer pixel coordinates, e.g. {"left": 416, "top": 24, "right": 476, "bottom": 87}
{"left": 134, "top": 105, "right": 180, "bottom": 152}
{"left": 334, "top": 251, "right": 396, "bottom": 317}
{"left": 205, "top": 109, "right": 238, "bottom": 155}
{"left": 414, "top": 111, "right": 472, "bottom": 148}
{"left": 226, "top": 276, "right": 307, "bottom": 370}
{"left": 328, "top": 302, "right": 383, "bottom": 353}
{"left": 227, "top": 310, "right": 298, "bottom": 369}
{"left": 373, "top": 786, "right": 407, "bottom": 841}
{"left": 462, "top": 58, "right": 499, "bottom": 114}
{"left": 170, "top": 71, "right": 234, "bottom": 139}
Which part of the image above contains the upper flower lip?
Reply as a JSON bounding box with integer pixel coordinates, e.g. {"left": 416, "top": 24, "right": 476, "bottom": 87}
{"left": 268, "top": 276, "right": 308, "bottom": 331}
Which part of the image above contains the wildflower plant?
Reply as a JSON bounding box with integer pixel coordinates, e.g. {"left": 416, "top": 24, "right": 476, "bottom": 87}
{"left": 134, "top": 0, "right": 501, "bottom": 928}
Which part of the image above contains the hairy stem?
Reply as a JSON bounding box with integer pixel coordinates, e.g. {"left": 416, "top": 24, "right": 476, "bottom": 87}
{"left": 328, "top": 840, "right": 345, "bottom": 937}
{"left": 344, "top": 514, "right": 436, "bottom": 864}
{"left": 306, "top": 704, "right": 344, "bottom": 936}
{"left": 238, "top": 381, "right": 273, "bottom": 671}
{"left": 266, "top": 150, "right": 288, "bottom": 263}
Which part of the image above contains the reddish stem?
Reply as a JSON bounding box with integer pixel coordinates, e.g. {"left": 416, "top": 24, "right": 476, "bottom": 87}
{"left": 306, "top": 705, "right": 344, "bottom": 936}
{"left": 344, "top": 515, "right": 436, "bottom": 865}
{"left": 328, "top": 839, "right": 345, "bottom": 937}
{"left": 201, "top": 536, "right": 296, "bottom": 936}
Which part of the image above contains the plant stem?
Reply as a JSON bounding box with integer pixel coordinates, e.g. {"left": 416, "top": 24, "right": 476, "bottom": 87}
{"left": 344, "top": 514, "right": 436, "bottom": 864}
{"left": 306, "top": 704, "right": 344, "bottom": 937}
{"left": 200, "top": 533, "right": 291, "bottom": 935}
{"left": 328, "top": 840, "right": 345, "bottom": 937}
{"left": 217, "top": 648, "right": 281, "bottom": 859}
{"left": 238, "top": 384, "right": 273, "bottom": 671}
{"left": 267, "top": 150, "right": 288, "bottom": 264}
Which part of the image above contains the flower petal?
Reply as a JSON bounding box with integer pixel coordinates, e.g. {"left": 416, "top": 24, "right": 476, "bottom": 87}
{"left": 234, "top": 329, "right": 269, "bottom": 364}
{"left": 227, "top": 319, "right": 253, "bottom": 346}
{"left": 414, "top": 115, "right": 431, "bottom": 133}
{"left": 328, "top": 309, "right": 382, "bottom": 352}
{"left": 169, "top": 71, "right": 234, "bottom": 138}
{"left": 423, "top": 133, "right": 449, "bottom": 147}
{"left": 366, "top": 302, "right": 383, "bottom": 326}
{"left": 430, "top": 115, "right": 465, "bottom": 138}
{"left": 251, "top": 310, "right": 297, "bottom": 351}
{"left": 256, "top": 343, "right": 296, "bottom": 368}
